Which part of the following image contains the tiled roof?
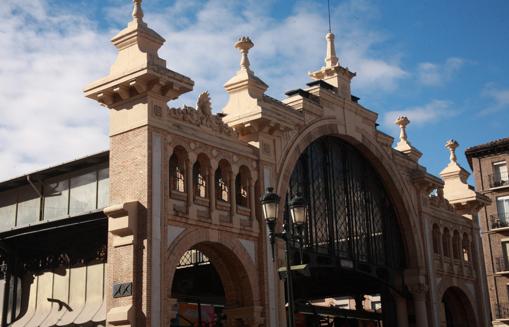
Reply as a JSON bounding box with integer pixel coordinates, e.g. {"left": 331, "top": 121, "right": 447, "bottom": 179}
{"left": 464, "top": 137, "right": 509, "bottom": 168}
{"left": 465, "top": 137, "right": 509, "bottom": 155}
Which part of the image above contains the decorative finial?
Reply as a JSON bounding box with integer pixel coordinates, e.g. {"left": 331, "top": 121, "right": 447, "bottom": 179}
{"left": 395, "top": 116, "right": 410, "bottom": 144}
{"left": 235, "top": 36, "right": 254, "bottom": 72}
{"left": 197, "top": 91, "right": 212, "bottom": 116}
{"left": 445, "top": 139, "right": 459, "bottom": 164}
{"left": 325, "top": 32, "right": 338, "bottom": 68}
{"left": 132, "top": 0, "right": 144, "bottom": 22}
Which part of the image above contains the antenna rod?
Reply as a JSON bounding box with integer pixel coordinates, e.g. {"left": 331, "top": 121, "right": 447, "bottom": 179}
{"left": 327, "top": 0, "right": 332, "bottom": 33}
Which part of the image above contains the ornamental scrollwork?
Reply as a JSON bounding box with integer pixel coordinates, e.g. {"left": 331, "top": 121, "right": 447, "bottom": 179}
{"left": 168, "top": 91, "right": 238, "bottom": 137}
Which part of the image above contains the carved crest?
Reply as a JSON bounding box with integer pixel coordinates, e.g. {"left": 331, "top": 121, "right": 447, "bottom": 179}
{"left": 167, "top": 92, "right": 238, "bottom": 138}
{"left": 197, "top": 91, "right": 212, "bottom": 116}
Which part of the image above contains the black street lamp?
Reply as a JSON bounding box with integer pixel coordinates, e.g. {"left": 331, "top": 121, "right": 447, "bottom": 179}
{"left": 260, "top": 187, "right": 307, "bottom": 327}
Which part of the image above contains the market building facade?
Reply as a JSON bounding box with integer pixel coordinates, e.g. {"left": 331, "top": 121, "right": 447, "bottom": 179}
{"left": 0, "top": 1, "right": 492, "bottom": 326}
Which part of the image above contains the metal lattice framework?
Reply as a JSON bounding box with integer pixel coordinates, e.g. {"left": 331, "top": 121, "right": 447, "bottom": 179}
{"left": 287, "top": 136, "right": 404, "bottom": 272}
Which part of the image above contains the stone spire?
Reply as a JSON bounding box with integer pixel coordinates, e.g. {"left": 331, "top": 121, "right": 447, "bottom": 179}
{"left": 445, "top": 139, "right": 459, "bottom": 165}
{"left": 222, "top": 36, "right": 302, "bottom": 135}
{"left": 223, "top": 36, "right": 268, "bottom": 109}
{"left": 394, "top": 116, "right": 422, "bottom": 161}
{"left": 132, "top": 0, "right": 144, "bottom": 22}
{"left": 84, "top": 0, "right": 193, "bottom": 113}
{"left": 325, "top": 32, "right": 339, "bottom": 68}
{"left": 235, "top": 37, "right": 254, "bottom": 73}
{"left": 440, "top": 140, "right": 490, "bottom": 216}
{"left": 309, "top": 31, "right": 355, "bottom": 98}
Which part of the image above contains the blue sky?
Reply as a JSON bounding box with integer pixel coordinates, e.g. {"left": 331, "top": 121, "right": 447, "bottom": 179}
{"left": 0, "top": 0, "right": 508, "bottom": 181}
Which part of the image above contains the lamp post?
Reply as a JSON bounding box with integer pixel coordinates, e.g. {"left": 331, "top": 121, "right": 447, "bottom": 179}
{"left": 260, "top": 187, "right": 307, "bottom": 327}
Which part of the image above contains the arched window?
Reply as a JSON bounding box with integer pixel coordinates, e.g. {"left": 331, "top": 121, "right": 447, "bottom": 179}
{"left": 193, "top": 154, "right": 210, "bottom": 199}
{"left": 235, "top": 166, "right": 250, "bottom": 208}
{"left": 452, "top": 230, "right": 460, "bottom": 260}
{"left": 432, "top": 224, "right": 441, "bottom": 255}
{"left": 169, "top": 146, "right": 187, "bottom": 193}
{"left": 442, "top": 228, "right": 451, "bottom": 258}
{"left": 462, "top": 233, "right": 470, "bottom": 262}
{"left": 215, "top": 160, "right": 231, "bottom": 202}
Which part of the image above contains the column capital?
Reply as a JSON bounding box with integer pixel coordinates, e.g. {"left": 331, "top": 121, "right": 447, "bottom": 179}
{"left": 407, "top": 282, "right": 428, "bottom": 297}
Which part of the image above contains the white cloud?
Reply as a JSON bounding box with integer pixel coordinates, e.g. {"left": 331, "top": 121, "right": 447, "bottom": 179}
{"left": 417, "top": 57, "right": 465, "bottom": 86}
{"left": 0, "top": 0, "right": 408, "bottom": 180}
{"left": 143, "top": 0, "right": 409, "bottom": 106}
{"left": 383, "top": 100, "right": 455, "bottom": 130}
{"left": 0, "top": 0, "right": 114, "bottom": 180}
{"left": 480, "top": 85, "right": 509, "bottom": 115}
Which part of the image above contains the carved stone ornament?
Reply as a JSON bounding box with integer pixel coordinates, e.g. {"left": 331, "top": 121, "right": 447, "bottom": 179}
{"left": 428, "top": 187, "right": 454, "bottom": 211}
{"left": 197, "top": 91, "right": 212, "bottom": 116}
{"left": 168, "top": 92, "right": 238, "bottom": 137}
{"left": 407, "top": 282, "right": 428, "bottom": 296}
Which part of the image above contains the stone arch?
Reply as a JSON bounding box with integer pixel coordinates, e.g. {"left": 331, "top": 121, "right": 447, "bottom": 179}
{"left": 193, "top": 153, "right": 211, "bottom": 199}
{"left": 169, "top": 145, "right": 188, "bottom": 193}
{"left": 235, "top": 165, "right": 251, "bottom": 208}
{"left": 452, "top": 230, "right": 461, "bottom": 260}
{"left": 165, "top": 228, "right": 260, "bottom": 325}
{"left": 275, "top": 119, "right": 424, "bottom": 269}
{"left": 438, "top": 285, "right": 478, "bottom": 327}
{"left": 432, "top": 224, "right": 441, "bottom": 255}
{"left": 462, "top": 232, "right": 470, "bottom": 262}
{"left": 215, "top": 159, "right": 232, "bottom": 202}
{"left": 442, "top": 228, "right": 451, "bottom": 258}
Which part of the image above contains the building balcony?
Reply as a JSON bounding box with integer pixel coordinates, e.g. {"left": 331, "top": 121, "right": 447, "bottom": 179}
{"left": 489, "top": 174, "right": 509, "bottom": 189}
{"left": 495, "top": 257, "right": 509, "bottom": 274}
{"left": 495, "top": 303, "right": 509, "bottom": 320}
{"left": 490, "top": 214, "right": 509, "bottom": 230}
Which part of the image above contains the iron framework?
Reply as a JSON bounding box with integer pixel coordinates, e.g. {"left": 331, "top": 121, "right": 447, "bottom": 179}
{"left": 286, "top": 136, "right": 405, "bottom": 274}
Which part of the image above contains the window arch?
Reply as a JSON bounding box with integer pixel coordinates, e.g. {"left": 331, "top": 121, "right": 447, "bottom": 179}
{"left": 193, "top": 154, "right": 210, "bottom": 199}
{"left": 432, "top": 224, "right": 441, "bottom": 255}
{"left": 452, "top": 230, "right": 461, "bottom": 260}
{"left": 442, "top": 228, "right": 451, "bottom": 258}
{"left": 169, "top": 146, "right": 187, "bottom": 193}
{"left": 462, "top": 233, "right": 470, "bottom": 262}
{"left": 235, "top": 166, "right": 251, "bottom": 208}
{"left": 215, "top": 160, "right": 231, "bottom": 202}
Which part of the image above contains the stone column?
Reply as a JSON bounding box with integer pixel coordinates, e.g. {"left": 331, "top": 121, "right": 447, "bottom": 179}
{"left": 230, "top": 169, "right": 238, "bottom": 227}
{"left": 249, "top": 179, "right": 256, "bottom": 223}
{"left": 186, "top": 158, "right": 192, "bottom": 214}
{"left": 394, "top": 293, "right": 409, "bottom": 327}
{"left": 104, "top": 201, "right": 139, "bottom": 326}
{"left": 408, "top": 283, "right": 429, "bottom": 327}
{"left": 210, "top": 162, "right": 217, "bottom": 223}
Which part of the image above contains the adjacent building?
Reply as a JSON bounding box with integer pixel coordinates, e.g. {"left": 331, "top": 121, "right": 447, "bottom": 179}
{"left": 466, "top": 137, "right": 509, "bottom": 326}
{"left": 0, "top": 1, "right": 493, "bottom": 326}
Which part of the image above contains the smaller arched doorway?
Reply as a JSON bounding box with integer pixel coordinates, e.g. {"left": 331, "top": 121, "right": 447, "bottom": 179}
{"left": 168, "top": 239, "right": 257, "bottom": 327}
{"left": 441, "top": 287, "right": 476, "bottom": 327}
{"left": 171, "top": 249, "right": 226, "bottom": 326}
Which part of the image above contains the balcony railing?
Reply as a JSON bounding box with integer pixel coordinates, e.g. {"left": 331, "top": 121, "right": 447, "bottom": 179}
{"left": 495, "top": 257, "right": 509, "bottom": 273}
{"left": 490, "top": 214, "right": 509, "bottom": 230}
{"left": 489, "top": 174, "right": 509, "bottom": 188}
{"left": 495, "top": 303, "right": 509, "bottom": 319}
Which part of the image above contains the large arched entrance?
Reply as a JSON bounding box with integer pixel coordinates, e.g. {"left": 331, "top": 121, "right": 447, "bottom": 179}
{"left": 441, "top": 287, "right": 476, "bottom": 327}
{"left": 284, "top": 135, "right": 407, "bottom": 326}
{"left": 167, "top": 235, "right": 259, "bottom": 327}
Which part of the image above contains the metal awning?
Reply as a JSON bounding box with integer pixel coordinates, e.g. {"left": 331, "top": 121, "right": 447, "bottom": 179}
{"left": 9, "top": 263, "right": 106, "bottom": 327}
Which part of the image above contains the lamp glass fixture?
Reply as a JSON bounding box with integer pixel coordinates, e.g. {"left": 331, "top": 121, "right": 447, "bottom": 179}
{"left": 260, "top": 187, "right": 280, "bottom": 222}
{"left": 289, "top": 193, "right": 307, "bottom": 226}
